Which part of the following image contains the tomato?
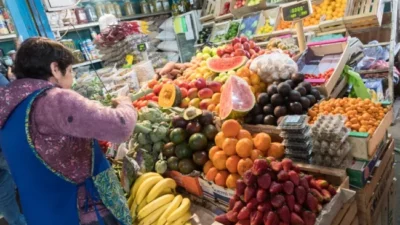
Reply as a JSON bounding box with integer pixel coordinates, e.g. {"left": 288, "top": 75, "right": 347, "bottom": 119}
{"left": 139, "top": 100, "right": 148, "bottom": 108}
{"left": 153, "top": 84, "right": 162, "bottom": 95}
{"left": 145, "top": 93, "right": 155, "bottom": 100}
{"left": 151, "top": 96, "right": 159, "bottom": 102}
{"left": 148, "top": 79, "right": 158, "bottom": 88}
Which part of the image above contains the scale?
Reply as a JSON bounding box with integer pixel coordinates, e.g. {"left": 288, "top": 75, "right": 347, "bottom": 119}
{"left": 280, "top": 0, "right": 313, "bottom": 52}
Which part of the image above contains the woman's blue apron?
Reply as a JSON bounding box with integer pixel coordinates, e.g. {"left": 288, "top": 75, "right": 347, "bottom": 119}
{"left": 0, "top": 89, "right": 132, "bottom": 225}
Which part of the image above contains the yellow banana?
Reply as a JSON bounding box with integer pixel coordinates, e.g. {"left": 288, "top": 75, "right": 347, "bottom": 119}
{"left": 139, "top": 203, "right": 171, "bottom": 225}
{"left": 166, "top": 198, "right": 191, "bottom": 223}
{"left": 136, "top": 175, "right": 163, "bottom": 205}
{"left": 170, "top": 212, "right": 191, "bottom": 225}
{"left": 146, "top": 178, "right": 177, "bottom": 203}
{"left": 184, "top": 223, "right": 192, "bottom": 225}
{"left": 127, "top": 196, "right": 134, "bottom": 208}
{"left": 157, "top": 195, "right": 183, "bottom": 225}
{"left": 130, "top": 173, "right": 161, "bottom": 201}
{"left": 137, "top": 199, "right": 147, "bottom": 213}
{"left": 138, "top": 194, "right": 175, "bottom": 220}
{"left": 130, "top": 200, "right": 138, "bottom": 222}
{"left": 159, "top": 188, "right": 173, "bottom": 196}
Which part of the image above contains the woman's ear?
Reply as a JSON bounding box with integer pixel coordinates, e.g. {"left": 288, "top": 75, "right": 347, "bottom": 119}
{"left": 50, "top": 62, "right": 61, "bottom": 79}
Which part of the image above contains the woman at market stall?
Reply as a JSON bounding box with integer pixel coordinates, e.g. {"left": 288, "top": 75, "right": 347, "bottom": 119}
{"left": 0, "top": 37, "right": 137, "bottom": 225}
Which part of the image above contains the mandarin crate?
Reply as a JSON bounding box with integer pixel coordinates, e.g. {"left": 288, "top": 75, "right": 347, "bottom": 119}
{"left": 344, "top": 0, "right": 385, "bottom": 30}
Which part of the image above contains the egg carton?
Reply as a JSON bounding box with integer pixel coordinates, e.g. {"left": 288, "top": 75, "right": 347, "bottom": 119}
{"left": 313, "top": 140, "right": 351, "bottom": 156}
{"left": 311, "top": 126, "right": 351, "bottom": 143}
{"left": 311, "top": 151, "right": 352, "bottom": 169}
{"left": 278, "top": 115, "right": 309, "bottom": 131}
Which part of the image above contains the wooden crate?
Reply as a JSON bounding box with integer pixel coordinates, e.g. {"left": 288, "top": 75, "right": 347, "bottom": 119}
{"left": 344, "top": 0, "right": 385, "bottom": 30}
{"left": 200, "top": 0, "right": 217, "bottom": 23}
{"left": 229, "top": 0, "right": 268, "bottom": 18}
{"left": 319, "top": 18, "right": 346, "bottom": 32}
{"left": 331, "top": 197, "right": 358, "bottom": 225}
{"left": 347, "top": 12, "right": 392, "bottom": 43}
{"left": 295, "top": 163, "right": 349, "bottom": 189}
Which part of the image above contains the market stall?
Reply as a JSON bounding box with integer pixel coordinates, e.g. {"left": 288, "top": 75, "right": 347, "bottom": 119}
{"left": 63, "top": 0, "right": 400, "bottom": 224}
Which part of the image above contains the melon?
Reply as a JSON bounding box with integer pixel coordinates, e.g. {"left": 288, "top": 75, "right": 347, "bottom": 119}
{"left": 207, "top": 56, "right": 247, "bottom": 73}
{"left": 158, "top": 84, "right": 182, "bottom": 107}
{"left": 219, "top": 75, "right": 255, "bottom": 119}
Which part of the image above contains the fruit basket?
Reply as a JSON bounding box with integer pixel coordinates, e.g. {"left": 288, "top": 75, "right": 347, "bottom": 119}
{"left": 229, "top": 0, "right": 268, "bottom": 18}
{"left": 344, "top": 0, "right": 385, "bottom": 31}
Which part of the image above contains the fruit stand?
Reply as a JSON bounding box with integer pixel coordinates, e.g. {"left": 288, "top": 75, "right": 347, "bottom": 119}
{"left": 69, "top": 0, "right": 400, "bottom": 224}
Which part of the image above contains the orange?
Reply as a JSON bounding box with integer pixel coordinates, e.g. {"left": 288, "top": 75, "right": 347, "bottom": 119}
{"left": 215, "top": 132, "right": 226, "bottom": 149}
{"left": 203, "top": 160, "right": 213, "bottom": 174}
{"left": 226, "top": 155, "right": 240, "bottom": 173}
{"left": 236, "top": 138, "right": 253, "bottom": 158}
{"left": 237, "top": 129, "right": 252, "bottom": 140}
{"left": 214, "top": 170, "right": 229, "bottom": 187}
{"left": 250, "top": 149, "right": 264, "bottom": 161}
{"left": 237, "top": 158, "right": 253, "bottom": 176}
{"left": 226, "top": 173, "right": 240, "bottom": 189}
{"left": 223, "top": 138, "right": 238, "bottom": 156}
{"left": 212, "top": 151, "right": 228, "bottom": 170}
{"left": 267, "top": 142, "right": 285, "bottom": 160}
{"left": 205, "top": 167, "right": 218, "bottom": 181}
{"left": 221, "top": 119, "right": 242, "bottom": 137}
{"left": 253, "top": 133, "right": 271, "bottom": 152}
{"left": 209, "top": 146, "right": 220, "bottom": 160}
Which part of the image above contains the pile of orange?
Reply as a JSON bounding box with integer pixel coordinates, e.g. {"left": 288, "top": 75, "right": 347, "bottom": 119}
{"left": 278, "top": 0, "right": 347, "bottom": 30}
{"left": 308, "top": 98, "right": 390, "bottom": 135}
{"left": 204, "top": 119, "right": 285, "bottom": 189}
{"left": 236, "top": 67, "right": 267, "bottom": 96}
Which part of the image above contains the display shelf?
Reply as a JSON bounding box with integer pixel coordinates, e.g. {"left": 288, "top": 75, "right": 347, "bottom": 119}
{"left": 52, "top": 11, "right": 171, "bottom": 33}
{"left": 72, "top": 59, "right": 102, "bottom": 68}
{"left": 0, "top": 33, "right": 17, "bottom": 41}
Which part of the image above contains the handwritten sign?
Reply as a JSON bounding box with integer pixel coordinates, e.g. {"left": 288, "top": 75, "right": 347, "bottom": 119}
{"left": 281, "top": 0, "right": 312, "bottom": 22}
{"left": 137, "top": 43, "right": 147, "bottom": 52}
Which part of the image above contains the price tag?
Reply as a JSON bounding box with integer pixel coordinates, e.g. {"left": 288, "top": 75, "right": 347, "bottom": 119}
{"left": 137, "top": 43, "right": 147, "bottom": 52}
{"left": 281, "top": 0, "right": 312, "bottom": 22}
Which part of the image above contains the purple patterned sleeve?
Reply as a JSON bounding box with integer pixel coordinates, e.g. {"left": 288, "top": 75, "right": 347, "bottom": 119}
{"left": 33, "top": 88, "right": 137, "bottom": 143}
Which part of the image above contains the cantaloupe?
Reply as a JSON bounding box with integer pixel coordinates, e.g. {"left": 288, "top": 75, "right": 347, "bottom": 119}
{"left": 158, "top": 84, "right": 182, "bottom": 107}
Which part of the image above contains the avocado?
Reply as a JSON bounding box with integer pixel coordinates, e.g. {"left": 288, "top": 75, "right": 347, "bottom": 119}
{"left": 257, "top": 93, "right": 270, "bottom": 106}
{"left": 289, "top": 90, "right": 301, "bottom": 102}
{"left": 169, "top": 128, "right": 187, "bottom": 144}
{"left": 183, "top": 107, "right": 202, "bottom": 120}
{"left": 294, "top": 86, "right": 307, "bottom": 96}
{"left": 274, "top": 106, "right": 288, "bottom": 118}
{"left": 167, "top": 156, "right": 179, "bottom": 171}
{"left": 277, "top": 82, "right": 292, "bottom": 97}
{"left": 202, "top": 124, "right": 218, "bottom": 140}
{"left": 175, "top": 143, "right": 192, "bottom": 159}
{"left": 189, "top": 133, "right": 208, "bottom": 151}
{"left": 178, "top": 159, "right": 196, "bottom": 175}
{"left": 306, "top": 94, "right": 317, "bottom": 106}
{"left": 186, "top": 121, "right": 202, "bottom": 135}
{"left": 263, "top": 104, "right": 274, "bottom": 115}
{"left": 162, "top": 142, "right": 175, "bottom": 157}
{"left": 310, "top": 88, "right": 321, "bottom": 100}
{"left": 193, "top": 151, "right": 208, "bottom": 166}
{"left": 267, "top": 84, "right": 278, "bottom": 96}
{"left": 271, "top": 94, "right": 284, "bottom": 106}
{"left": 291, "top": 73, "right": 305, "bottom": 84}
{"left": 199, "top": 111, "right": 214, "bottom": 125}
{"left": 254, "top": 114, "right": 264, "bottom": 124}
{"left": 285, "top": 80, "right": 296, "bottom": 89}
{"left": 299, "top": 81, "right": 312, "bottom": 94}
{"left": 172, "top": 115, "right": 188, "bottom": 128}
{"left": 300, "top": 96, "right": 311, "bottom": 109}
{"left": 290, "top": 102, "right": 303, "bottom": 114}
{"left": 263, "top": 115, "right": 276, "bottom": 125}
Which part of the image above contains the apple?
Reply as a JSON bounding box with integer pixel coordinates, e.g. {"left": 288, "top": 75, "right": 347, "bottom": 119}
{"left": 245, "top": 51, "right": 250, "bottom": 58}
{"left": 249, "top": 40, "right": 256, "bottom": 49}
{"left": 224, "top": 45, "right": 234, "bottom": 53}
{"left": 189, "top": 80, "right": 197, "bottom": 88}
{"left": 217, "top": 48, "right": 225, "bottom": 57}
{"left": 202, "top": 46, "right": 212, "bottom": 55}
{"left": 254, "top": 46, "right": 260, "bottom": 53}
{"left": 195, "top": 78, "right": 207, "bottom": 90}
{"left": 234, "top": 43, "right": 244, "bottom": 50}
{"left": 207, "top": 81, "right": 222, "bottom": 92}
{"left": 240, "top": 36, "right": 249, "bottom": 43}
{"left": 243, "top": 43, "right": 250, "bottom": 51}
{"left": 235, "top": 49, "right": 246, "bottom": 56}
{"left": 232, "top": 37, "right": 241, "bottom": 46}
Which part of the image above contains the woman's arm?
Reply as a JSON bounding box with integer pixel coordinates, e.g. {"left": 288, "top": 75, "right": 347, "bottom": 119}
{"left": 32, "top": 88, "right": 137, "bottom": 143}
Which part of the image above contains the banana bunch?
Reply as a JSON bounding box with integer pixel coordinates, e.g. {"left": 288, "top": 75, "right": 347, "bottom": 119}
{"left": 127, "top": 172, "right": 192, "bottom": 225}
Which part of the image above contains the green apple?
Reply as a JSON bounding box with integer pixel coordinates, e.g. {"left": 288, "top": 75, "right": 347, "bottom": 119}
{"left": 202, "top": 46, "right": 212, "bottom": 55}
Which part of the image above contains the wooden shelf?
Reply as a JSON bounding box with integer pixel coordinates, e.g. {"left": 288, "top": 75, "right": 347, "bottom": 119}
{"left": 72, "top": 59, "right": 102, "bottom": 68}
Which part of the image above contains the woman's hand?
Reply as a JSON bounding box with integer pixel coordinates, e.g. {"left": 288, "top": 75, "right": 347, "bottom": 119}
{"left": 111, "top": 96, "right": 132, "bottom": 108}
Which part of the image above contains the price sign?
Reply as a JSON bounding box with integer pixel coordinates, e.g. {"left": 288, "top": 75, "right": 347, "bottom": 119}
{"left": 281, "top": 0, "right": 312, "bottom": 22}
{"left": 137, "top": 43, "right": 147, "bottom": 52}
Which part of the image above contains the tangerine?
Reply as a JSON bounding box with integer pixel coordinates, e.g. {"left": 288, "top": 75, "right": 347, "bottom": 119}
{"left": 226, "top": 173, "right": 240, "bottom": 189}
{"left": 267, "top": 142, "right": 285, "bottom": 160}
{"left": 221, "top": 119, "right": 242, "bottom": 137}
{"left": 253, "top": 132, "right": 271, "bottom": 152}
{"left": 209, "top": 146, "right": 220, "bottom": 160}
{"left": 236, "top": 138, "right": 253, "bottom": 158}
{"left": 203, "top": 160, "right": 214, "bottom": 174}
{"left": 226, "top": 155, "right": 240, "bottom": 173}
{"left": 212, "top": 151, "right": 228, "bottom": 170}
{"left": 205, "top": 167, "right": 218, "bottom": 181}
{"left": 237, "top": 158, "right": 253, "bottom": 176}
{"left": 215, "top": 132, "right": 226, "bottom": 148}
{"left": 214, "top": 170, "right": 229, "bottom": 187}
{"left": 223, "top": 138, "right": 238, "bottom": 156}
{"left": 237, "top": 129, "right": 252, "bottom": 140}
{"left": 250, "top": 149, "right": 264, "bottom": 161}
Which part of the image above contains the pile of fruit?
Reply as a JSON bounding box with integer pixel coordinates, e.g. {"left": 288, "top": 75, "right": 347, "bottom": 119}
{"left": 308, "top": 98, "right": 389, "bottom": 134}
{"left": 216, "top": 37, "right": 263, "bottom": 59}
{"left": 256, "top": 20, "right": 274, "bottom": 35}
{"left": 266, "top": 38, "right": 299, "bottom": 57}
{"left": 128, "top": 172, "right": 192, "bottom": 225}
{"left": 305, "top": 68, "right": 334, "bottom": 85}
{"left": 165, "top": 109, "right": 218, "bottom": 175}
{"left": 204, "top": 119, "right": 285, "bottom": 188}
{"left": 245, "top": 74, "right": 322, "bottom": 126}
{"left": 215, "top": 158, "right": 337, "bottom": 225}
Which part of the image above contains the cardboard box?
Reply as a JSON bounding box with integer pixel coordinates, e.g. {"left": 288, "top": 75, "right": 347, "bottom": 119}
{"left": 211, "top": 183, "right": 235, "bottom": 209}
{"left": 347, "top": 107, "right": 392, "bottom": 160}
{"left": 198, "top": 177, "right": 216, "bottom": 202}
{"left": 166, "top": 171, "right": 202, "bottom": 197}
{"left": 346, "top": 138, "right": 391, "bottom": 188}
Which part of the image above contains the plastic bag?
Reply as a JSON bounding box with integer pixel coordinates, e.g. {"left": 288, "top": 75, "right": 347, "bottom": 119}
{"left": 250, "top": 52, "right": 298, "bottom": 82}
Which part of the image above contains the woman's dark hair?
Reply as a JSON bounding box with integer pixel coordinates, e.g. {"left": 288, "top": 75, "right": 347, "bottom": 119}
{"left": 14, "top": 37, "right": 74, "bottom": 80}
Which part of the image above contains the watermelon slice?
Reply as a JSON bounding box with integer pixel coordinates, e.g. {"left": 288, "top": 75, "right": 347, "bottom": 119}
{"left": 219, "top": 75, "right": 255, "bottom": 119}
{"left": 207, "top": 56, "right": 247, "bottom": 73}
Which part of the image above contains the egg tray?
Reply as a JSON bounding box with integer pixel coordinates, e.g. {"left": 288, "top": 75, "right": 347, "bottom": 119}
{"left": 278, "top": 115, "right": 309, "bottom": 131}
{"left": 311, "top": 126, "right": 351, "bottom": 143}
{"left": 311, "top": 151, "right": 352, "bottom": 169}
{"left": 313, "top": 140, "right": 351, "bottom": 157}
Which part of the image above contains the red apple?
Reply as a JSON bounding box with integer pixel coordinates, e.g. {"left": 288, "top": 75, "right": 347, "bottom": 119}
{"left": 253, "top": 46, "right": 260, "bottom": 53}
{"left": 199, "top": 99, "right": 212, "bottom": 110}
{"left": 225, "top": 44, "right": 234, "bottom": 53}
{"left": 198, "top": 88, "right": 214, "bottom": 99}
{"left": 207, "top": 81, "right": 222, "bottom": 93}
{"left": 232, "top": 37, "right": 241, "bottom": 46}
{"left": 217, "top": 48, "right": 225, "bottom": 57}
{"left": 240, "top": 36, "right": 249, "bottom": 43}
{"left": 195, "top": 78, "right": 207, "bottom": 90}
{"left": 235, "top": 49, "right": 246, "bottom": 56}
{"left": 234, "top": 43, "right": 244, "bottom": 50}
{"left": 243, "top": 43, "right": 250, "bottom": 51}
